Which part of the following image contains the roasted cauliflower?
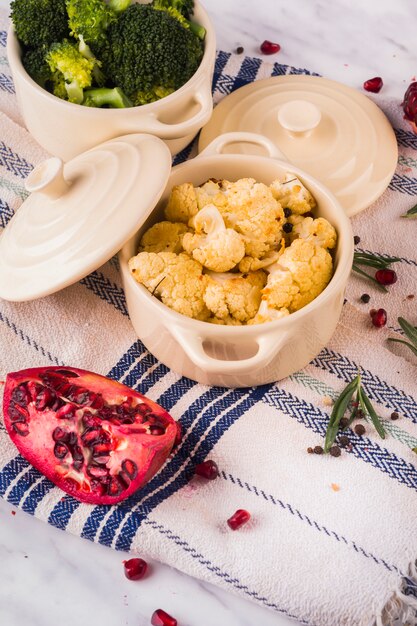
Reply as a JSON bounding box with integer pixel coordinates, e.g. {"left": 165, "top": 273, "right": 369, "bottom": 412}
{"left": 128, "top": 174, "right": 337, "bottom": 326}
{"left": 128, "top": 251, "right": 209, "bottom": 320}
{"left": 261, "top": 238, "right": 333, "bottom": 313}
{"left": 164, "top": 182, "right": 198, "bottom": 223}
{"left": 270, "top": 173, "right": 316, "bottom": 215}
{"left": 139, "top": 221, "right": 189, "bottom": 253}
{"left": 182, "top": 205, "right": 245, "bottom": 272}
{"left": 203, "top": 270, "right": 267, "bottom": 323}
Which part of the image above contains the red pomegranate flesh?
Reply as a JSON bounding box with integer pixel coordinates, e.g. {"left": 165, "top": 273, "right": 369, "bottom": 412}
{"left": 402, "top": 82, "right": 417, "bottom": 133}
{"left": 3, "top": 367, "right": 181, "bottom": 505}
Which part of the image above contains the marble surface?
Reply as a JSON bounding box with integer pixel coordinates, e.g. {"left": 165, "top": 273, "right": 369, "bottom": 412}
{"left": 0, "top": 1, "right": 414, "bottom": 625}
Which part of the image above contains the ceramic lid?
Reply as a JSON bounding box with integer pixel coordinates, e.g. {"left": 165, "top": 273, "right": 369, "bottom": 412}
{"left": 198, "top": 76, "right": 398, "bottom": 217}
{"left": 0, "top": 133, "right": 172, "bottom": 301}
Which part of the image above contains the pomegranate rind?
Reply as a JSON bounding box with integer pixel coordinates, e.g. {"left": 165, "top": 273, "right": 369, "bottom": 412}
{"left": 3, "top": 367, "right": 180, "bottom": 505}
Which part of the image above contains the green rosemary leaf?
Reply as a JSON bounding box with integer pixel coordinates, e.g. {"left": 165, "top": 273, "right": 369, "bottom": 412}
{"left": 345, "top": 390, "right": 359, "bottom": 429}
{"left": 387, "top": 338, "right": 417, "bottom": 357}
{"left": 360, "top": 389, "right": 386, "bottom": 439}
{"left": 398, "top": 317, "right": 417, "bottom": 348}
{"left": 324, "top": 376, "right": 359, "bottom": 452}
{"left": 401, "top": 203, "right": 417, "bottom": 219}
{"left": 352, "top": 264, "right": 388, "bottom": 292}
{"left": 354, "top": 252, "right": 401, "bottom": 267}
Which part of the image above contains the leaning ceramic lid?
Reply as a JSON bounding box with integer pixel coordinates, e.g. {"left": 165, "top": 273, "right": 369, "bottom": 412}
{"left": 198, "top": 76, "right": 398, "bottom": 217}
{"left": 0, "top": 133, "right": 172, "bottom": 301}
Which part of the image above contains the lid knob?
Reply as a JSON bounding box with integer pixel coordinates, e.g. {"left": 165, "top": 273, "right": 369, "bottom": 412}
{"left": 25, "top": 157, "right": 70, "bottom": 199}
{"left": 277, "top": 100, "right": 321, "bottom": 137}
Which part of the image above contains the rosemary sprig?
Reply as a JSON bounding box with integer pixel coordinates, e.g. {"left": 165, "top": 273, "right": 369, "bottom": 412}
{"left": 401, "top": 203, "right": 417, "bottom": 219}
{"left": 388, "top": 316, "right": 417, "bottom": 357}
{"left": 324, "top": 374, "right": 386, "bottom": 452}
{"left": 352, "top": 251, "right": 401, "bottom": 292}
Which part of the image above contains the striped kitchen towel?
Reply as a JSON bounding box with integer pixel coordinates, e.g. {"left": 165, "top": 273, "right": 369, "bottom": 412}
{"left": 1, "top": 10, "right": 417, "bottom": 626}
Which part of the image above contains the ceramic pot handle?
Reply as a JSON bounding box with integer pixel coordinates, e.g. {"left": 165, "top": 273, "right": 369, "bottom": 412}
{"left": 198, "top": 131, "right": 287, "bottom": 160}
{"left": 140, "top": 82, "right": 213, "bottom": 139}
{"left": 169, "top": 325, "right": 288, "bottom": 375}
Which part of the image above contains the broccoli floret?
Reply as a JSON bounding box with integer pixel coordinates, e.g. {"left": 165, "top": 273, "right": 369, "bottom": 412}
{"left": 46, "top": 40, "right": 95, "bottom": 104}
{"left": 152, "top": 0, "right": 205, "bottom": 39}
{"left": 108, "top": 0, "right": 131, "bottom": 12}
{"left": 132, "top": 86, "right": 175, "bottom": 106}
{"left": 82, "top": 87, "right": 132, "bottom": 108}
{"left": 101, "top": 4, "right": 204, "bottom": 101}
{"left": 153, "top": 0, "right": 194, "bottom": 19}
{"left": 22, "top": 45, "right": 52, "bottom": 86}
{"left": 11, "top": 0, "right": 70, "bottom": 47}
{"left": 78, "top": 35, "right": 106, "bottom": 87}
{"left": 66, "top": 0, "right": 116, "bottom": 46}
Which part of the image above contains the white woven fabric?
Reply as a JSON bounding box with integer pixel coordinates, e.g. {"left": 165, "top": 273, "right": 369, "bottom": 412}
{"left": 1, "top": 10, "right": 417, "bottom": 626}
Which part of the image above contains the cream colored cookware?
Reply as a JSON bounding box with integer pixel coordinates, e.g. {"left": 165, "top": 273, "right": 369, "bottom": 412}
{"left": 6, "top": 1, "right": 216, "bottom": 161}
{"left": 198, "top": 76, "right": 398, "bottom": 217}
{"left": 120, "top": 132, "right": 354, "bottom": 387}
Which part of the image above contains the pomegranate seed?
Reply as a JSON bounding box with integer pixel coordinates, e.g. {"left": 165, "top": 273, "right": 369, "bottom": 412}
{"left": 370, "top": 308, "right": 387, "bottom": 328}
{"left": 402, "top": 82, "right": 417, "bottom": 125}
{"left": 151, "top": 609, "right": 177, "bottom": 626}
{"left": 363, "top": 77, "right": 383, "bottom": 93}
{"left": 260, "top": 40, "right": 280, "bottom": 55}
{"left": 227, "top": 509, "right": 251, "bottom": 530}
{"left": 123, "top": 557, "right": 148, "bottom": 580}
{"left": 375, "top": 269, "right": 397, "bottom": 285}
{"left": 194, "top": 460, "right": 219, "bottom": 480}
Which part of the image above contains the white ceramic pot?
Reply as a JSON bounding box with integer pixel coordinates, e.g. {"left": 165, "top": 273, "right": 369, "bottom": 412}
{"left": 119, "top": 132, "right": 354, "bottom": 388}
{"left": 6, "top": 1, "right": 216, "bottom": 161}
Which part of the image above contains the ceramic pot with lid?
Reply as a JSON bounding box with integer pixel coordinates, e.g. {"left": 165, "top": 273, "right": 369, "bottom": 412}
{"left": 6, "top": 0, "right": 216, "bottom": 161}
{"left": 119, "top": 132, "right": 354, "bottom": 387}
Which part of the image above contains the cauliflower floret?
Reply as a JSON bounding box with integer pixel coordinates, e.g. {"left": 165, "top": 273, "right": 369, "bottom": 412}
{"left": 270, "top": 173, "right": 317, "bottom": 215}
{"left": 182, "top": 205, "right": 245, "bottom": 272}
{"left": 128, "top": 251, "right": 209, "bottom": 320}
{"left": 139, "top": 221, "right": 190, "bottom": 254}
{"left": 292, "top": 216, "right": 337, "bottom": 249}
{"left": 238, "top": 238, "right": 286, "bottom": 273}
{"left": 203, "top": 270, "right": 267, "bottom": 323}
{"left": 248, "top": 300, "right": 290, "bottom": 325}
{"left": 164, "top": 183, "right": 198, "bottom": 223}
{"left": 217, "top": 178, "right": 285, "bottom": 258}
{"left": 195, "top": 179, "right": 228, "bottom": 210}
{"left": 261, "top": 238, "right": 333, "bottom": 313}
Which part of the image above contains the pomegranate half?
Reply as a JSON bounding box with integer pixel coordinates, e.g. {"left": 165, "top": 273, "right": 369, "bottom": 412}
{"left": 3, "top": 367, "right": 181, "bottom": 505}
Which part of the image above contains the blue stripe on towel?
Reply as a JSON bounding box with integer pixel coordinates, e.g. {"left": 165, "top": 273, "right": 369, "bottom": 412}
{"left": 0, "top": 141, "right": 32, "bottom": 177}
{"left": 144, "top": 518, "right": 312, "bottom": 625}
{"left": 7, "top": 466, "right": 43, "bottom": 506}
{"left": 0, "top": 456, "right": 29, "bottom": 497}
{"left": 113, "top": 384, "right": 270, "bottom": 551}
{"left": 394, "top": 128, "right": 417, "bottom": 150}
{"left": 21, "top": 479, "right": 55, "bottom": 514}
{"left": 79, "top": 270, "right": 128, "bottom": 316}
{"left": 0, "top": 31, "right": 7, "bottom": 47}
{"left": 221, "top": 471, "right": 402, "bottom": 576}
{"left": 0, "top": 74, "right": 15, "bottom": 94}
{"left": 388, "top": 173, "right": 417, "bottom": 195}
{"left": 48, "top": 495, "right": 80, "bottom": 530}
{"left": 263, "top": 387, "right": 417, "bottom": 490}
{"left": 0, "top": 197, "right": 14, "bottom": 227}
{"left": 0, "top": 310, "right": 62, "bottom": 365}
{"left": 311, "top": 348, "right": 417, "bottom": 422}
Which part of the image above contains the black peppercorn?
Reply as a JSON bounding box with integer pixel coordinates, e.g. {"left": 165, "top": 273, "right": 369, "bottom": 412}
{"left": 330, "top": 445, "right": 342, "bottom": 457}
{"left": 354, "top": 235, "right": 361, "bottom": 245}
{"left": 360, "top": 294, "right": 370, "bottom": 303}
{"left": 313, "top": 445, "right": 324, "bottom": 455}
{"left": 284, "top": 208, "right": 292, "bottom": 218}
{"left": 236, "top": 46, "right": 244, "bottom": 54}
{"left": 354, "top": 424, "right": 366, "bottom": 436}
{"left": 283, "top": 222, "right": 293, "bottom": 233}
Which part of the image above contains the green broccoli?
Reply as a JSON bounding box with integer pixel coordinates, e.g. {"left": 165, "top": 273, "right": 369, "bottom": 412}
{"left": 10, "top": 0, "right": 70, "bottom": 47}
{"left": 78, "top": 35, "right": 106, "bottom": 87}
{"left": 108, "top": 0, "right": 131, "bottom": 12}
{"left": 132, "top": 86, "right": 175, "bottom": 106}
{"left": 46, "top": 40, "right": 95, "bottom": 104}
{"left": 82, "top": 87, "right": 132, "bottom": 108}
{"left": 152, "top": 0, "right": 205, "bottom": 39}
{"left": 22, "top": 45, "right": 52, "bottom": 87}
{"left": 100, "top": 4, "right": 204, "bottom": 103}
{"left": 66, "top": 0, "right": 116, "bottom": 46}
